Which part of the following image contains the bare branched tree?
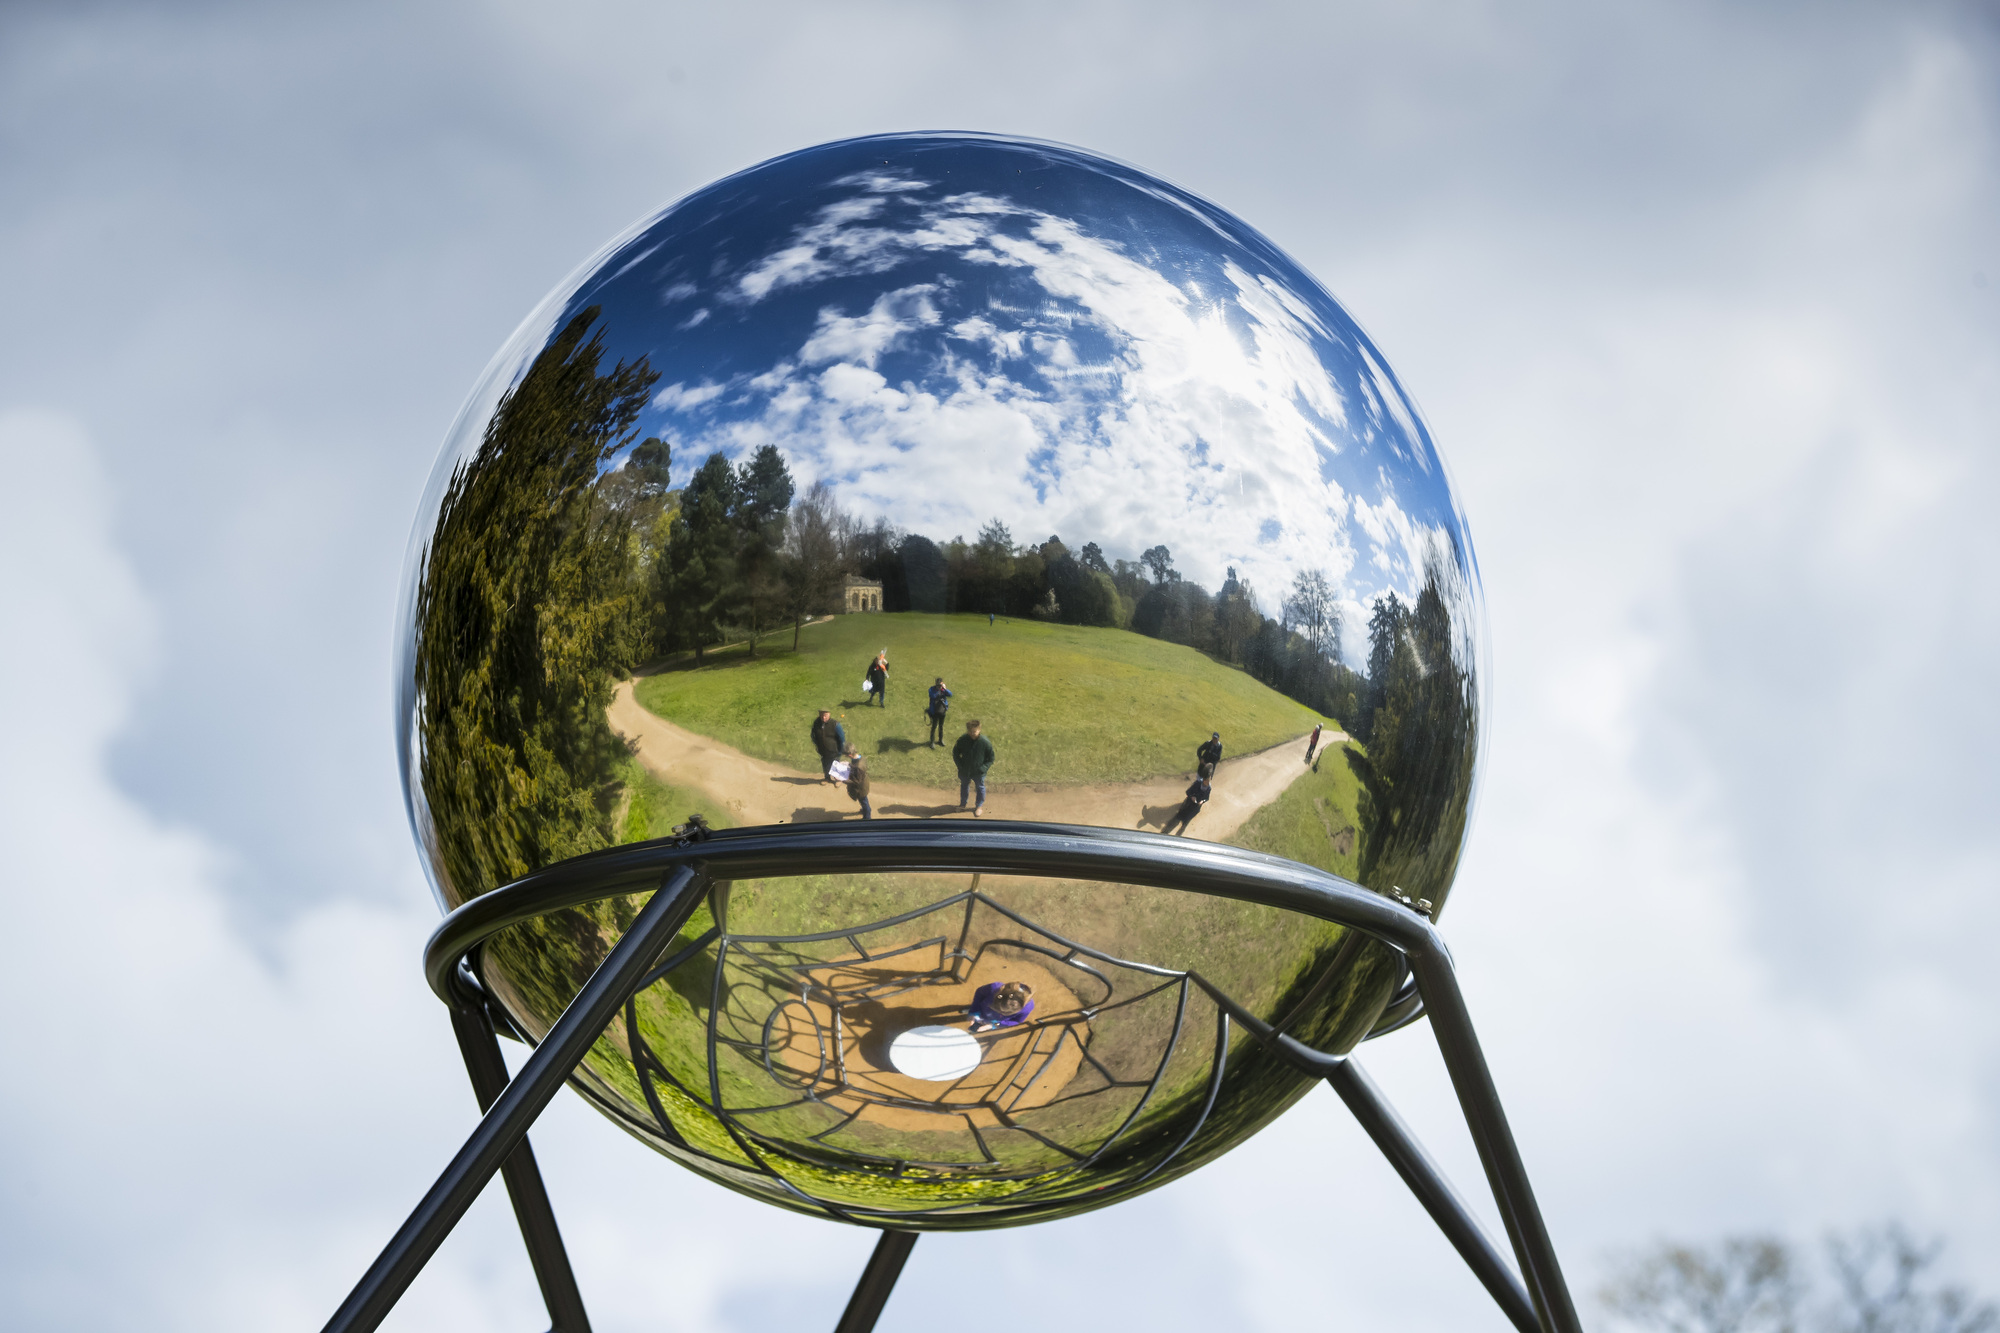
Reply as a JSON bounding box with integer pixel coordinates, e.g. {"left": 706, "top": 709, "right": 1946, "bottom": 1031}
{"left": 1823, "top": 1225, "right": 1998, "bottom": 1333}
{"left": 784, "top": 479, "right": 846, "bottom": 649}
{"left": 1603, "top": 1235, "right": 1803, "bottom": 1333}
{"left": 1283, "top": 568, "right": 1337, "bottom": 659}
{"left": 1603, "top": 1227, "right": 1995, "bottom": 1333}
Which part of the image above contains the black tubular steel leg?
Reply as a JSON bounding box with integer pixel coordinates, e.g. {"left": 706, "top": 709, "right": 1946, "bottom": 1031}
{"left": 1326, "top": 1060, "right": 1538, "bottom": 1333}
{"left": 322, "top": 865, "right": 709, "bottom": 1333}
{"left": 448, "top": 999, "right": 592, "bottom": 1333}
{"left": 1409, "top": 952, "right": 1583, "bottom": 1333}
{"left": 833, "top": 1230, "right": 918, "bottom": 1333}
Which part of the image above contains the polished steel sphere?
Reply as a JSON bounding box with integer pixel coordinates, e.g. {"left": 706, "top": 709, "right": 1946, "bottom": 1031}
{"left": 395, "top": 133, "right": 1484, "bottom": 1227}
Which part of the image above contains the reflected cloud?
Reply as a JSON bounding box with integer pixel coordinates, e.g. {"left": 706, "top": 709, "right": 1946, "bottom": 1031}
{"left": 396, "top": 132, "right": 1486, "bottom": 1231}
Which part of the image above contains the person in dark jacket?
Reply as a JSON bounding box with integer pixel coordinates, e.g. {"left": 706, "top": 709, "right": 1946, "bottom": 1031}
{"left": 1305, "top": 722, "right": 1323, "bottom": 764}
{"left": 866, "top": 649, "right": 889, "bottom": 707}
{"left": 952, "top": 718, "right": 995, "bottom": 817}
{"left": 810, "top": 709, "right": 846, "bottom": 783}
{"left": 967, "top": 980, "right": 1034, "bottom": 1033}
{"left": 843, "top": 748, "right": 872, "bottom": 820}
{"left": 1196, "top": 732, "right": 1223, "bottom": 770}
{"left": 1162, "top": 772, "right": 1212, "bottom": 836}
{"left": 926, "top": 677, "right": 953, "bottom": 746}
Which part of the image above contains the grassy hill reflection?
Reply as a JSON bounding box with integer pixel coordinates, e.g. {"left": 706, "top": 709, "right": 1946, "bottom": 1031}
{"left": 633, "top": 611, "right": 1318, "bottom": 788}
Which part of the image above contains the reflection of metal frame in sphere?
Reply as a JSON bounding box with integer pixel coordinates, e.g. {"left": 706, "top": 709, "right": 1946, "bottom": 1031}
{"left": 320, "top": 822, "right": 1582, "bottom": 1333}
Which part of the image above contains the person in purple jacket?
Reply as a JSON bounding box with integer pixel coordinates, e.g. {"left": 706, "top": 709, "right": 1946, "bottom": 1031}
{"left": 967, "top": 980, "right": 1035, "bottom": 1033}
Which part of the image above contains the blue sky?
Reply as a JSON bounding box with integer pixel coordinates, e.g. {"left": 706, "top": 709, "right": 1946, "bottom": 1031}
{"left": 2, "top": 2, "right": 1997, "bottom": 1330}
{"left": 442, "top": 131, "right": 1468, "bottom": 660}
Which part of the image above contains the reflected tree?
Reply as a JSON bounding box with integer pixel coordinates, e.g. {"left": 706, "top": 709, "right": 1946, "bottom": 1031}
{"left": 1344, "top": 547, "right": 1476, "bottom": 911}
{"left": 732, "top": 444, "right": 793, "bottom": 657}
{"left": 411, "top": 306, "right": 659, "bottom": 899}
{"left": 783, "top": 479, "right": 845, "bottom": 649}
{"left": 658, "top": 453, "right": 740, "bottom": 663}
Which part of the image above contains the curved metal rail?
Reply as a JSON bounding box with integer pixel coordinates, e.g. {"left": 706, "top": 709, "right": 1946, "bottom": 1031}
{"left": 325, "top": 820, "right": 1576, "bottom": 1333}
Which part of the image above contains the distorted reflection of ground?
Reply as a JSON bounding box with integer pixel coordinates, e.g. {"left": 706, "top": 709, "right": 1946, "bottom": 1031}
{"left": 677, "top": 885, "right": 1216, "bottom": 1178}
{"left": 764, "top": 954, "right": 1087, "bottom": 1132}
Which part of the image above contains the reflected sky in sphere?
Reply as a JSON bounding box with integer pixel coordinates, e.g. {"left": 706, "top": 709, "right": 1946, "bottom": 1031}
{"left": 477, "top": 132, "right": 1474, "bottom": 647}
{"left": 392, "top": 134, "right": 1489, "bottom": 1225}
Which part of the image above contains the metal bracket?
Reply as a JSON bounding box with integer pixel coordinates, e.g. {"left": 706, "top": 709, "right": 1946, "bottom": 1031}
{"left": 320, "top": 822, "right": 1580, "bottom": 1333}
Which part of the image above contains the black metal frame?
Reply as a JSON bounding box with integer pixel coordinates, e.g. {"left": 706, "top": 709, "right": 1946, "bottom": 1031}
{"left": 321, "top": 820, "right": 1581, "bottom": 1333}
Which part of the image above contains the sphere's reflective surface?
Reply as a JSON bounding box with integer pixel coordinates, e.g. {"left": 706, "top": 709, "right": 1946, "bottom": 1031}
{"left": 397, "top": 133, "right": 1483, "bottom": 1226}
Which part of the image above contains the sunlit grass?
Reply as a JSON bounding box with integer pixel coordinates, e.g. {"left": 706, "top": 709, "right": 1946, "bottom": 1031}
{"left": 634, "top": 612, "right": 1318, "bottom": 786}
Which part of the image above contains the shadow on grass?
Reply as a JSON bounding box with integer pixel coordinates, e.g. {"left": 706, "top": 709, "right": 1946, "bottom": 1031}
{"left": 875, "top": 737, "right": 922, "bottom": 755}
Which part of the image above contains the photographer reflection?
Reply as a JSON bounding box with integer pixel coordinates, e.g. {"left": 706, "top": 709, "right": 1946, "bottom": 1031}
{"left": 1163, "top": 766, "right": 1214, "bottom": 836}
{"left": 967, "top": 981, "right": 1035, "bottom": 1033}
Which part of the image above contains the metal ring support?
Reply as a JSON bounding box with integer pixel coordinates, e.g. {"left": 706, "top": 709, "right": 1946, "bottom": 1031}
{"left": 424, "top": 819, "right": 1441, "bottom": 1002}
{"left": 357, "top": 822, "right": 1576, "bottom": 1333}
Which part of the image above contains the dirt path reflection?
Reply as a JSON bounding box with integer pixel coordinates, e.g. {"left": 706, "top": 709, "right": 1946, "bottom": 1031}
{"left": 608, "top": 679, "right": 1339, "bottom": 841}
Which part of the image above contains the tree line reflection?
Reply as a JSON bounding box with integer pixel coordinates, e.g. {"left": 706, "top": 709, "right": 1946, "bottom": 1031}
{"left": 412, "top": 310, "right": 1478, "bottom": 913}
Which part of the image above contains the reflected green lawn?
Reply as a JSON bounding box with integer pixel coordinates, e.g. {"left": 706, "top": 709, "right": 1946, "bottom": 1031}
{"left": 633, "top": 612, "right": 1321, "bottom": 786}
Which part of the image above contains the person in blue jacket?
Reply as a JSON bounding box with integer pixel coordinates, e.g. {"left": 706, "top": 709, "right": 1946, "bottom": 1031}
{"left": 926, "top": 677, "right": 953, "bottom": 747}
{"left": 968, "top": 980, "right": 1034, "bottom": 1033}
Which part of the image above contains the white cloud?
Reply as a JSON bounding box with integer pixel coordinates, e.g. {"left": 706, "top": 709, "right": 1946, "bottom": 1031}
{"left": 664, "top": 186, "right": 1459, "bottom": 615}
{"left": 799, "top": 283, "right": 941, "bottom": 367}
{"left": 6, "top": 3, "right": 2000, "bottom": 1328}
{"left": 651, "top": 379, "right": 728, "bottom": 411}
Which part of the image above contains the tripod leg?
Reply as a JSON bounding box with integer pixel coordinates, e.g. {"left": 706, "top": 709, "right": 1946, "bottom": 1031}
{"left": 1326, "top": 1059, "right": 1538, "bottom": 1333}
{"left": 449, "top": 999, "right": 591, "bottom": 1333}
{"left": 322, "top": 865, "right": 709, "bottom": 1333}
{"left": 833, "top": 1230, "right": 918, "bottom": 1333}
{"left": 1409, "top": 952, "right": 1584, "bottom": 1333}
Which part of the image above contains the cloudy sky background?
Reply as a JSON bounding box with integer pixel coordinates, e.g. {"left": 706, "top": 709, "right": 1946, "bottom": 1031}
{"left": 2, "top": 2, "right": 1996, "bottom": 1329}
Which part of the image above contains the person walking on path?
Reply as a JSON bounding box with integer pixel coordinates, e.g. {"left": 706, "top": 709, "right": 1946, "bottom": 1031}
{"left": 926, "top": 677, "right": 953, "bottom": 746}
{"left": 1162, "top": 772, "right": 1213, "bottom": 836}
{"left": 953, "top": 718, "right": 996, "bottom": 817}
{"left": 866, "top": 649, "right": 889, "bottom": 707}
{"left": 967, "top": 980, "right": 1034, "bottom": 1033}
{"left": 843, "top": 748, "right": 872, "bottom": 820}
{"left": 1196, "top": 732, "right": 1223, "bottom": 772}
{"left": 810, "top": 709, "right": 846, "bottom": 783}
{"left": 1305, "top": 722, "right": 1323, "bottom": 764}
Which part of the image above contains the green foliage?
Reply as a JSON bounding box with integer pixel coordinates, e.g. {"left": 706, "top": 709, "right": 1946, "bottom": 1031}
{"left": 626, "top": 436, "right": 672, "bottom": 496}
{"left": 657, "top": 453, "right": 739, "bottom": 662}
{"left": 1344, "top": 555, "right": 1477, "bottom": 912}
{"left": 1232, "top": 738, "right": 1366, "bottom": 881}
{"left": 411, "top": 307, "right": 658, "bottom": 901}
{"left": 657, "top": 445, "right": 797, "bottom": 660}
{"left": 1047, "top": 552, "right": 1118, "bottom": 626}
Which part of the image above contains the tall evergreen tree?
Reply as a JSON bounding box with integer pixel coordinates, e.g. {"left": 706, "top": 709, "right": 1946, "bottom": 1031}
{"left": 658, "top": 453, "right": 740, "bottom": 663}
{"left": 732, "top": 445, "right": 793, "bottom": 657}
{"left": 411, "top": 306, "right": 658, "bottom": 898}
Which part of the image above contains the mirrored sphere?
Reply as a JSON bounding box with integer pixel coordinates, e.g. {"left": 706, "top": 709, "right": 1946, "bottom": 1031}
{"left": 396, "top": 133, "right": 1485, "bottom": 1227}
